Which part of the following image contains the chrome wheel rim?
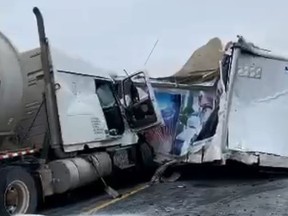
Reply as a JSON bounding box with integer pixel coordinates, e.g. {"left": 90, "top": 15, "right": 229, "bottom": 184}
{"left": 4, "top": 180, "right": 30, "bottom": 215}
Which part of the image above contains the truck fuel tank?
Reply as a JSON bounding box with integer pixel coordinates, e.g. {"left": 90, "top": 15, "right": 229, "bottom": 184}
{"left": 49, "top": 152, "right": 112, "bottom": 194}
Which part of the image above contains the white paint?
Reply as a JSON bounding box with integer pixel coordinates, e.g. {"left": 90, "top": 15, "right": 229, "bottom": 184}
{"left": 228, "top": 50, "right": 288, "bottom": 156}
{"left": 53, "top": 71, "right": 109, "bottom": 149}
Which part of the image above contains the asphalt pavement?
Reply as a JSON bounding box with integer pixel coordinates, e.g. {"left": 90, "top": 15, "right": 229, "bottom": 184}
{"left": 40, "top": 164, "right": 288, "bottom": 216}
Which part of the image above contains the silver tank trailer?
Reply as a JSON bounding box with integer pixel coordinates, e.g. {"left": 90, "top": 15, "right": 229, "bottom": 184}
{"left": 0, "top": 32, "right": 25, "bottom": 135}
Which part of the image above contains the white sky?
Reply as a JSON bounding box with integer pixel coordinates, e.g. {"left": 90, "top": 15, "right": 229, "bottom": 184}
{"left": 1, "top": 0, "right": 288, "bottom": 77}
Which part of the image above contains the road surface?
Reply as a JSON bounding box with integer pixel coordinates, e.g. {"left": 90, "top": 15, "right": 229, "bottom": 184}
{"left": 40, "top": 164, "right": 288, "bottom": 216}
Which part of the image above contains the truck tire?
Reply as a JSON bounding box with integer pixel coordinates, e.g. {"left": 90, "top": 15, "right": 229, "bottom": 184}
{"left": 139, "top": 141, "right": 156, "bottom": 170}
{"left": 0, "top": 166, "right": 38, "bottom": 216}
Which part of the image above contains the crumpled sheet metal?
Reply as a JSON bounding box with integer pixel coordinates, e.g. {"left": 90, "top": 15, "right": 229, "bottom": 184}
{"left": 156, "top": 37, "right": 223, "bottom": 84}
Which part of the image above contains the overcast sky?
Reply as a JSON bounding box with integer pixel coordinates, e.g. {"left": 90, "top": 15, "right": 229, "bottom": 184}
{"left": 0, "top": 0, "right": 287, "bottom": 77}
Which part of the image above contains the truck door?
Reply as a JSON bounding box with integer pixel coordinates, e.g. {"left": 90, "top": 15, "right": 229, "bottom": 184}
{"left": 121, "top": 71, "right": 163, "bottom": 131}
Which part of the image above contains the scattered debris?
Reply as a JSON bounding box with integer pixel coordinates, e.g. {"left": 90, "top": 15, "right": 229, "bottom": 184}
{"left": 150, "top": 160, "right": 181, "bottom": 184}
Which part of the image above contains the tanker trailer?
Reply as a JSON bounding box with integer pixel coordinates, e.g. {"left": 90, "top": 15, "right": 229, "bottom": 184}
{"left": 0, "top": 31, "right": 25, "bottom": 145}
{"left": 0, "top": 7, "right": 163, "bottom": 216}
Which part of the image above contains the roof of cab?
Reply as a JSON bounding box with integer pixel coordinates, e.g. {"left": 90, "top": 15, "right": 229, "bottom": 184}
{"left": 50, "top": 47, "right": 114, "bottom": 79}
{"left": 21, "top": 47, "right": 115, "bottom": 79}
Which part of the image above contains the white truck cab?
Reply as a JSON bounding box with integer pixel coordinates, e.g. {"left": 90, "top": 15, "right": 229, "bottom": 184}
{"left": 0, "top": 7, "right": 163, "bottom": 216}
{"left": 47, "top": 49, "right": 163, "bottom": 153}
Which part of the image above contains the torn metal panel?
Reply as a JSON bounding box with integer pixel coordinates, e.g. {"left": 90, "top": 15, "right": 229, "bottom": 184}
{"left": 156, "top": 37, "right": 224, "bottom": 84}
{"left": 235, "top": 36, "right": 288, "bottom": 62}
{"left": 187, "top": 151, "right": 202, "bottom": 163}
{"left": 200, "top": 85, "right": 228, "bottom": 163}
{"left": 227, "top": 151, "right": 259, "bottom": 165}
{"left": 144, "top": 86, "right": 217, "bottom": 162}
{"left": 186, "top": 132, "right": 224, "bottom": 163}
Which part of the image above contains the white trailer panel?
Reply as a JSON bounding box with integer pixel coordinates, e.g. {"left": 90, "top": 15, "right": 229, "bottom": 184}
{"left": 228, "top": 51, "right": 288, "bottom": 156}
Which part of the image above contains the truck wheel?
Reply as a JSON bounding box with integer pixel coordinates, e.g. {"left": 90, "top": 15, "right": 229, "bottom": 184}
{"left": 140, "top": 141, "right": 156, "bottom": 170}
{"left": 0, "top": 166, "right": 38, "bottom": 216}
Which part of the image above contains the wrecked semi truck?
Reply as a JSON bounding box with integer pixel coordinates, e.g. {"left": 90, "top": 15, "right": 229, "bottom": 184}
{"left": 0, "top": 7, "right": 163, "bottom": 216}
{"left": 121, "top": 36, "right": 288, "bottom": 169}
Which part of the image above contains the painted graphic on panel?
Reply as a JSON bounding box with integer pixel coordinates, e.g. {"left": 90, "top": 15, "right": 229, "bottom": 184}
{"left": 144, "top": 91, "right": 181, "bottom": 157}
{"left": 172, "top": 90, "right": 215, "bottom": 156}
{"left": 145, "top": 88, "right": 215, "bottom": 158}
